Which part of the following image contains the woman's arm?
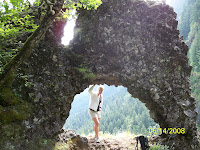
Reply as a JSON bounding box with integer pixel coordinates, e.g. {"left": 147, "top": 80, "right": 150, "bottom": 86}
{"left": 88, "top": 84, "right": 96, "bottom": 95}
{"left": 100, "top": 95, "right": 103, "bottom": 109}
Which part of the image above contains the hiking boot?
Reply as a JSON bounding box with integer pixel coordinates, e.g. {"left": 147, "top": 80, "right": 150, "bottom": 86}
{"left": 92, "top": 136, "right": 97, "bottom": 140}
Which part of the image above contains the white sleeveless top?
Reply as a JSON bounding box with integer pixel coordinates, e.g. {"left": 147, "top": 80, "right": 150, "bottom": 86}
{"left": 88, "top": 85, "right": 103, "bottom": 111}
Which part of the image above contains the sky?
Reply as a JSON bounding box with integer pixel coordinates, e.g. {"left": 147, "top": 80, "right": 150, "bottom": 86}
{"left": 61, "top": 11, "right": 76, "bottom": 46}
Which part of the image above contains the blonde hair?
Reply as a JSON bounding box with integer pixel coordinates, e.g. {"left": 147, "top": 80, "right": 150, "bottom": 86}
{"left": 98, "top": 86, "right": 104, "bottom": 91}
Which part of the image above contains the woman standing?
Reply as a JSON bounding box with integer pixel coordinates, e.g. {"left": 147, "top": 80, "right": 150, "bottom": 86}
{"left": 88, "top": 84, "right": 104, "bottom": 143}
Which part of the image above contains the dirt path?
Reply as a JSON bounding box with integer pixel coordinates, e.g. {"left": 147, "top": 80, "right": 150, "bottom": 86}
{"left": 87, "top": 135, "right": 140, "bottom": 150}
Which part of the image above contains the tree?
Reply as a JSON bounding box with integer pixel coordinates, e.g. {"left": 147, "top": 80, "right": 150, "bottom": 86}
{"left": 0, "top": 0, "right": 102, "bottom": 88}
{"left": 178, "top": 0, "right": 200, "bottom": 125}
{"left": 178, "top": 4, "right": 191, "bottom": 39}
{"left": 141, "top": 125, "right": 148, "bottom": 136}
{"left": 0, "top": 0, "right": 64, "bottom": 87}
{"left": 189, "top": 32, "right": 200, "bottom": 72}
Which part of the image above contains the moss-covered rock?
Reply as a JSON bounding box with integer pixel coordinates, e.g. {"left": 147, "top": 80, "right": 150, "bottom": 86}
{"left": 0, "top": 88, "right": 33, "bottom": 124}
{"left": 0, "top": 87, "right": 18, "bottom": 106}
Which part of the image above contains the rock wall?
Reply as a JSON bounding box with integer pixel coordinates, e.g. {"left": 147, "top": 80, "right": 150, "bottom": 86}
{"left": 0, "top": 0, "right": 199, "bottom": 149}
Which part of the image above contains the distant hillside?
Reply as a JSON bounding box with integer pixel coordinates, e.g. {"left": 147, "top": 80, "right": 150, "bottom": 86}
{"left": 177, "top": 0, "right": 200, "bottom": 126}
{"left": 67, "top": 85, "right": 125, "bottom": 115}
{"left": 64, "top": 85, "right": 158, "bottom": 136}
{"left": 167, "top": 0, "right": 187, "bottom": 20}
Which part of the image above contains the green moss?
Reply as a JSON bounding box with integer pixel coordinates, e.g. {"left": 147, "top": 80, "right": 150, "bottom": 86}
{"left": 27, "top": 136, "right": 56, "bottom": 150}
{"left": 75, "top": 67, "right": 96, "bottom": 80}
{"left": 0, "top": 108, "right": 18, "bottom": 123}
{"left": 4, "top": 72, "right": 16, "bottom": 86}
{"left": 150, "top": 78, "right": 156, "bottom": 83}
{"left": 15, "top": 99, "right": 33, "bottom": 119}
{"left": 0, "top": 87, "right": 33, "bottom": 124}
{"left": 177, "top": 65, "right": 182, "bottom": 71}
{"left": 0, "top": 87, "right": 18, "bottom": 106}
{"left": 0, "top": 101, "right": 33, "bottom": 149}
{"left": 0, "top": 106, "right": 31, "bottom": 124}
{"left": 1, "top": 123, "right": 23, "bottom": 137}
{"left": 150, "top": 143, "right": 169, "bottom": 150}
{"left": 54, "top": 140, "right": 74, "bottom": 150}
{"left": 0, "top": 123, "right": 26, "bottom": 150}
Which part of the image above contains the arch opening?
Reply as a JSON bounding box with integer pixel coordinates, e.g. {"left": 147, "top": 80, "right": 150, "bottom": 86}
{"left": 61, "top": 10, "right": 77, "bottom": 46}
{"left": 63, "top": 84, "right": 159, "bottom": 136}
{"left": 56, "top": 84, "right": 161, "bottom": 149}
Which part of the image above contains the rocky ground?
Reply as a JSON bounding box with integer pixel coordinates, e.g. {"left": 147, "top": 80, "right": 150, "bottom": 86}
{"left": 55, "top": 135, "right": 140, "bottom": 150}
{"left": 55, "top": 130, "right": 152, "bottom": 150}
{"left": 87, "top": 135, "right": 138, "bottom": 150}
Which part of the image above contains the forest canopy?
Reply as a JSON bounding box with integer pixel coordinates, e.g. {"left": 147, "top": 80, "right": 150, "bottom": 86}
{"left": 178, "top": 0, "right": 200, "bottom": 126}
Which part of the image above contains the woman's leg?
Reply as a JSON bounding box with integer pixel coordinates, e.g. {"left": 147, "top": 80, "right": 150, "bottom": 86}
{"left": 92, "top": 117, "right": 99, "bottom": 138}
{"left": 97, "top": 111, "right": 101, "bottom": 122}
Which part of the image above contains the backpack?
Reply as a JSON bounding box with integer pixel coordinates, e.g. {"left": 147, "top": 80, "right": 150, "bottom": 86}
{"left": 136, "top": 135, "right": 150, "bottom": 150}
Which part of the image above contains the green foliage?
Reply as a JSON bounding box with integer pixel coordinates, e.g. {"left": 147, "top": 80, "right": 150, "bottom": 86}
{"left": 168, "top": 0, "right": 187, "bottom": 20}
{"left": 0, "top": 0, "right": 39, "bottom": 75}
{"left": 178, "top": 0, "right": 200, "bottom": 125}
{"left": 189, "top": 31, "right": 200, "bottom": 72}
{"left": 61, "top": 0, "right": 102, "bottom": 21}
{"left": 0, "top": 1, "right": 38, "bottom": 40}
{"left": 150, "top": 143, "right": 169, "bottom": 150}
{"left": 178, "top": 5, "right": 191, "bottom": 39}
{"left": 19, "top": 73, "right": 33, "bottom": 87}
{"left": 64, "top": 0, "right": 102, "bottom": 10}
{"left": 79, "top": 0, "right": 102, "bottom": 10}
{"left": 190, "top": 0, "right": 200, "bottom": 24}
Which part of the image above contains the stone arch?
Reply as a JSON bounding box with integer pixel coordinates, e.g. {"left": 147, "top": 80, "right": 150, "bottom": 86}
{"left": 9, "top": 0, "right": 198, "bottom": 149}
{"left": 69, "top": 0, "right": 198, "bottom": 148}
